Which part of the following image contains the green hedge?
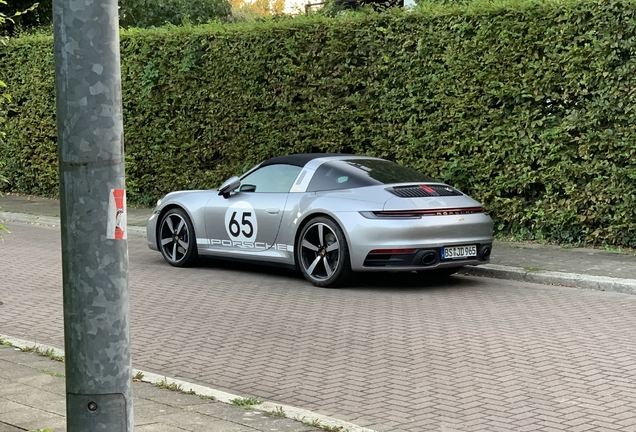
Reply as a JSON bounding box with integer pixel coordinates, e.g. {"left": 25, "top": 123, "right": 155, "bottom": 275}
{"left": 2, "top": 0, "right": 636, "bottom": 247}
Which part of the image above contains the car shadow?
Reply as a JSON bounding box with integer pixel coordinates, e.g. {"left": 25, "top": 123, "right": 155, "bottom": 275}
{"left": 196, "top": 256, "right": 303, "bottom": 280}
{"left": 195, "top": 256, "right": 475, "bottom": 291}
{"left": 350, "top": 271, "right": 476, "bottom": 292}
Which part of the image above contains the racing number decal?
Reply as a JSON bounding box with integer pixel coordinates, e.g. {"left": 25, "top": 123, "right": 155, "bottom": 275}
{"left": 224, "top": 201, "right": 258, "bottom": 243}
{"left": 229, "top": 211, "right": 253, "bottom": 238}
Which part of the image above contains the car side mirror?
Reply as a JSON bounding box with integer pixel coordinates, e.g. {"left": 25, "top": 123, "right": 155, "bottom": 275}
{"left": 218, "top": 176, "right": 241, "bottom": 198}
{"left": 239, "top": 184, "right": 256, "bottom": 193}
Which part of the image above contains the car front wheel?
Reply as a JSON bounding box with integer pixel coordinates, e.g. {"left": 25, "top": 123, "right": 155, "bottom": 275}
{"left": 158, "top": 208, "right": 198, "bottom": 267}
{"left": 297, "top": 216, "right": 351, "bottom": 288}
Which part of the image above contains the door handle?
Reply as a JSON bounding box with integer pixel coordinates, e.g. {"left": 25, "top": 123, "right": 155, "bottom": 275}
{"left": 266, "top": 208, "right": 280, "bottom": 215}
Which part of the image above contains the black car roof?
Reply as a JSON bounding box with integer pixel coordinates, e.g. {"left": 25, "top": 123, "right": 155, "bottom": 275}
{"left": 259, "top": 153, "right": 355, "bottom": 168}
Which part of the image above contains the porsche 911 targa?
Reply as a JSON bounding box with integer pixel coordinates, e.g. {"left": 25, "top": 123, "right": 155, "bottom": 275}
{"left": 147, "top": 154, "right": 493, "bottom": 287}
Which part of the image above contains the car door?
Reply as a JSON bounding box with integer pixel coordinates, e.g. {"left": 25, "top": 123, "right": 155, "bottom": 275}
{"left": 204, "top": 164, "right": 302, "bottom": 254}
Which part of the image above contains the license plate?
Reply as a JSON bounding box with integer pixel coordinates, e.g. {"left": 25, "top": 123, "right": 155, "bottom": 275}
{"left": 442, "top": 245, "right": 477, "bottom": 260}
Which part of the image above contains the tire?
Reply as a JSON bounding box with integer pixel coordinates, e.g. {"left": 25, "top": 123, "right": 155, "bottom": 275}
{"left": 158, "top": 208, "right": 198, "bottom": 267}
{"left": 297, "top": 216, "right": 352, "bottom": 288}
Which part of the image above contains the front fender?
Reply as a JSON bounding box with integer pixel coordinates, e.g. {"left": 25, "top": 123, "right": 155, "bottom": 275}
{"left": 146, "top": 190, "right": 214, "bottom": 251}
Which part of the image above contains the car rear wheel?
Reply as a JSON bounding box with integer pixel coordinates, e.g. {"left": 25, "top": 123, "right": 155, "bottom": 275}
{"left": 158, "top": 208, "right": 198, "bottom": 267}
{"left": 297, "top": 216, "right": 351, "bottom": 288}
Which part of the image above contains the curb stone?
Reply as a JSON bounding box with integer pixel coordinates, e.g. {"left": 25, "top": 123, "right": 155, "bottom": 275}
{"left": 462, "top": 264, "right": 636, "bottom": 295}
{"left": 0, "top": 211, "right": 147, "bottom": 236}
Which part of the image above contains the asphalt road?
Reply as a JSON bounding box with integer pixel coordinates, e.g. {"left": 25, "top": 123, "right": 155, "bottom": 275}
{"left": 2, "top": 220, "right": 636, "bottom": 431}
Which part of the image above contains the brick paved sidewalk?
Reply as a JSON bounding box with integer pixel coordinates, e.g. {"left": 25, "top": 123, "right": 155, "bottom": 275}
{"left": 0, "top": 344, "right": 322, "bottom": 432}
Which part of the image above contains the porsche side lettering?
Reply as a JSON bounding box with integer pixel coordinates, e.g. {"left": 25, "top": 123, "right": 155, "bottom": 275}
{"left": 210, "top": 239, "right": 293, "bottom": 252}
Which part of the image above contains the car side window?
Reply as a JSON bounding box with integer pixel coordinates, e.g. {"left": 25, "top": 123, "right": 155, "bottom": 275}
{"left": 240, "top": 164, "right": 302, "bottom": 193}
{"left": 307, "top": 164, "right": 369, "bottom": 192}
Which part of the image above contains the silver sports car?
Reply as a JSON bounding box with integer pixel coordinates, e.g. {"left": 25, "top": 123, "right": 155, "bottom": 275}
{"left": 147, "top": 154, "right": 493, "bottom": 287}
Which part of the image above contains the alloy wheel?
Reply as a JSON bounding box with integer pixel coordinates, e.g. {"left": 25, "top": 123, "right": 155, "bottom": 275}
{"left": 299, "top": 222, "right": 341, "bottom": 281}
{"left": 159, "top": 212, "right": 191, "bottom": 265}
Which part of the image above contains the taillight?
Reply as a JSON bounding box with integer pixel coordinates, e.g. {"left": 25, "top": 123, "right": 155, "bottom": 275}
{"left": 360, "top": 207, "right": 484, "bottom": 219}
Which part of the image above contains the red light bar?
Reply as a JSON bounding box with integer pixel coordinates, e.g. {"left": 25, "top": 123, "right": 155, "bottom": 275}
{"left": 369, "top": 249, "right": 416, "bottom": 255}
{"left": 419, "top": 185, "right": 438, "bottom": 194}
{"left": 374, "top": 207, "right": 484, "bottom": 217}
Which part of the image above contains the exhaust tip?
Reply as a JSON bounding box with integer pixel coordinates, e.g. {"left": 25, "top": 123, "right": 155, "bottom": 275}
{"left": 421, "top": 251, "right": 437, "bottom": 266}
{"left": 481, "top": 246, "right": 492, "bottom": 260}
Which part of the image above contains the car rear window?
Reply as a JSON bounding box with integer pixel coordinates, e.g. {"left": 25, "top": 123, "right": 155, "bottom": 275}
{"left": 306, "top": 159, "right": 438, "bottom": 192}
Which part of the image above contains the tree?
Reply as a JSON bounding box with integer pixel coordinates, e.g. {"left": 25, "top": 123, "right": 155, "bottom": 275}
{"left": 0, "top": 169, "right": 6, "bottom": 239}
{"left": 0, "top": 0, "right": 48, "bottom": 35}
{"left": 229, "top": 0, "right": 287, "bottom": 18}
{"left": 1, "top": 0, "right": 11, "bottom": 172}
{"left": 0, "top": 37, "right": 7, "bottom": 239}
{"left": 0, "top": 0, "right": 27, "bottom": 238}
{"left": 119, "top": 0, "right": 232, "bottom": 28}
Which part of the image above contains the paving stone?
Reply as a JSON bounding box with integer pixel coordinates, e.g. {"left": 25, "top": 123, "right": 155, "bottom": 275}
{"left": 132, "top": 401, "right": 186, "bottom": 425}
{"left": 135, "top": 424, "right": 191, "bottom": 432}
{"left": 19, "top": 414, "right": 66, "bottom": 432}
{"left": 191, "top": 401, "right": 259, "bottom": 421}
{"left": 0, "top": 347, "right": 22, "bottom": 357}
{"left": 11, "top": 352, "right": 62, "bottom": 367}
{"left": 0, "top": 399, "right": 26, "bottom": 415}
{"left": 4, "top": 387, "right": 64, "bottom": 413}
{"left": 0, "top": 423, "right": 24, "bottom": 432}
{"left": 143, "top": 390, "right": 213, "bottom": 408}
{"left": 0, "top": 405, "right": 64, "bottom": 430}
{"left": 0, "top": 361, "right": 49, "bottom": 380}
{"left": 0, "top": 383, "right": 29, "bottom": 397}
{"left": 15, "top": 372, "right": 65, "bottom": 390}
{"left": 161, "top": 411, "right": 258, "bottom": 431}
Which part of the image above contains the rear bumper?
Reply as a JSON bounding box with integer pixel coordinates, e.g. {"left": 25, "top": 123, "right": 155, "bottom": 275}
{"left": 334, "top": 211, "right": 494, "bottom": 272}
{"left": 360, "top": 243, "right": 491, "bottom": 272}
